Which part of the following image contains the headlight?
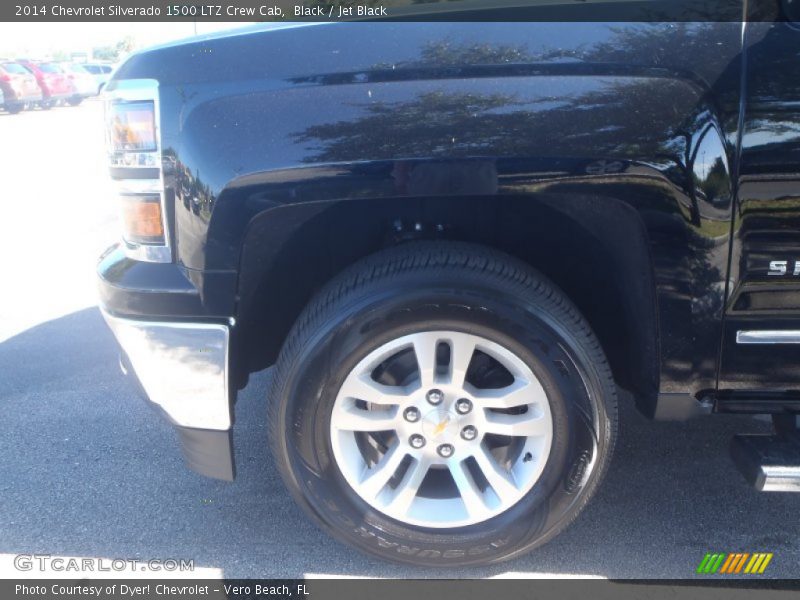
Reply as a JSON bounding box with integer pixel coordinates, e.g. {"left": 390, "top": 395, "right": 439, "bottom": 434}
{"left": 104, "top": 79, "right": 170, "bottom": 263}
{"left": 108, "top": 100, "right": 156, "bottom": 150}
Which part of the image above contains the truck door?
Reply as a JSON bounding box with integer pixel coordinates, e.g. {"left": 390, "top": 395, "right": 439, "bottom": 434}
{"left": 719, "top": 19, "right": 800, "bottom": 404}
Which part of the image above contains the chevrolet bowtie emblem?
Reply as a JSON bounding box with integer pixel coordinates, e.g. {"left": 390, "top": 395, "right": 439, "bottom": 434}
{"left": 432, "top": 416, "right": 450, "bottom": 437}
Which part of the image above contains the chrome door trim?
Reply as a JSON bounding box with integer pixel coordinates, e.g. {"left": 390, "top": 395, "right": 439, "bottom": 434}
{"left": 736, "top": 330, "right": 800, "bottom": 344}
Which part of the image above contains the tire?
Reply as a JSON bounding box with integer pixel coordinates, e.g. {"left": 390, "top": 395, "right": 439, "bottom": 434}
{"left": 67, "top": 97, "right": 83, "bottom": 106}
{"left": 5, "top": 104, "right": 23, "bottom": 114}
{"left": 39, "top": 98, "right": 52, "bottom": 110}
{"left": 268, "top": 241, "right": 617, "bottom": 566}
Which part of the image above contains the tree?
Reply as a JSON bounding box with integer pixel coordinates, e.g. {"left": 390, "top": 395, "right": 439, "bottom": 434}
{"left": 115, "top": 36, "right": 136, "bottom": 57}
{"left": 92, "top": 46, "right": 117, "bottom": 61}
{"left": 92, "top": 36, "right": 137, "bottom": 62}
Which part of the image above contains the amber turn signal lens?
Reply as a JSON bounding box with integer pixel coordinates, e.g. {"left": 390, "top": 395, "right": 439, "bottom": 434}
{"left": 120, "top": 195, "right": 164, "bottom": 244}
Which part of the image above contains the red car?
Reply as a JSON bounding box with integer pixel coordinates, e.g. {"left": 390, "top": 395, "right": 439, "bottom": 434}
{"left": 17, "top": 59, "right": 73, "bottom": 109}
{"left": 0, "top": 61, "right": 42, "bottom": 113}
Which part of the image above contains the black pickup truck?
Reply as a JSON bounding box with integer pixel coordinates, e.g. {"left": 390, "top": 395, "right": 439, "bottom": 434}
{"left": 97, "top": 11, "right": 800, "bottom": 566}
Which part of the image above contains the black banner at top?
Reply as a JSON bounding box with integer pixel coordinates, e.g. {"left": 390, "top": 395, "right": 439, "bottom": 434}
{"left": 0, "top": 0, "right": 793, "bottom": 22}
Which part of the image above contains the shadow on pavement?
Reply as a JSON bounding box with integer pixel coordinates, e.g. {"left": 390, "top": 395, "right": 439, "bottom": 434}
{"left": 0, "top": 307, "right": 797, "bottom": 578}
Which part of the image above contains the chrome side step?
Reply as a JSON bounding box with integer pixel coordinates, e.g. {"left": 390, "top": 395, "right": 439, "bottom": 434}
{"left": 730, "top": 434, "right": 800, "bottom": 492}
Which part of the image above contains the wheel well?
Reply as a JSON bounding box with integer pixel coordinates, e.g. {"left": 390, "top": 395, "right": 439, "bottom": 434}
{"left": 236, "top": 194, "right": 659, "bottom": 414}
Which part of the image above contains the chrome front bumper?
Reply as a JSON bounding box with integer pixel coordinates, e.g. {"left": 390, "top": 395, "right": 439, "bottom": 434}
{"left": 101, "top": 310, "right": 235, "bottom": 481}
{"left": 102, "top": 310, "right": 232, "bottom": 430}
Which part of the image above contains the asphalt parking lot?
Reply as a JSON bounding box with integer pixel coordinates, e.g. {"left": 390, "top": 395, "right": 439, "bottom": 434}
{"left": 0, "top": 101, "right": 798, "bottom": 580}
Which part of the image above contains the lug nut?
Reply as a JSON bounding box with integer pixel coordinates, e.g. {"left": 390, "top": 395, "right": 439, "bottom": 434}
{"left": 426, "top": 389, "right": 444, "bottom": 406}
{"left": 455, "top": 398, "right": 473, "bottom": 414}
{"left": 461, "top": 425, "right": 478, "bottom": 441}
{"left": 437, "top": 443, "right": 455, "bottom": 458}
{"left": 403, "top": 407, "right": 420, "bottom": 423}
{"left": 409, "top": 434, "right": 426, "bottom": 449}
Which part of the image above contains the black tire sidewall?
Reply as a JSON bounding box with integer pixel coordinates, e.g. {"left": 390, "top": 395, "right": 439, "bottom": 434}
{"left": 271, "top": 267, "right": 613, "bottom": 566}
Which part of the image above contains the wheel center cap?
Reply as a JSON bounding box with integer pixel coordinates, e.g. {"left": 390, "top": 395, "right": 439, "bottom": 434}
{"left": 421, "top": 408, "right": 459, "bottom": 441}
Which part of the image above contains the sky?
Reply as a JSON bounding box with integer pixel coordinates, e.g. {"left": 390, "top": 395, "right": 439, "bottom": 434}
{"left": 0, "top": 22, "right": 254, "bottom": 59}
